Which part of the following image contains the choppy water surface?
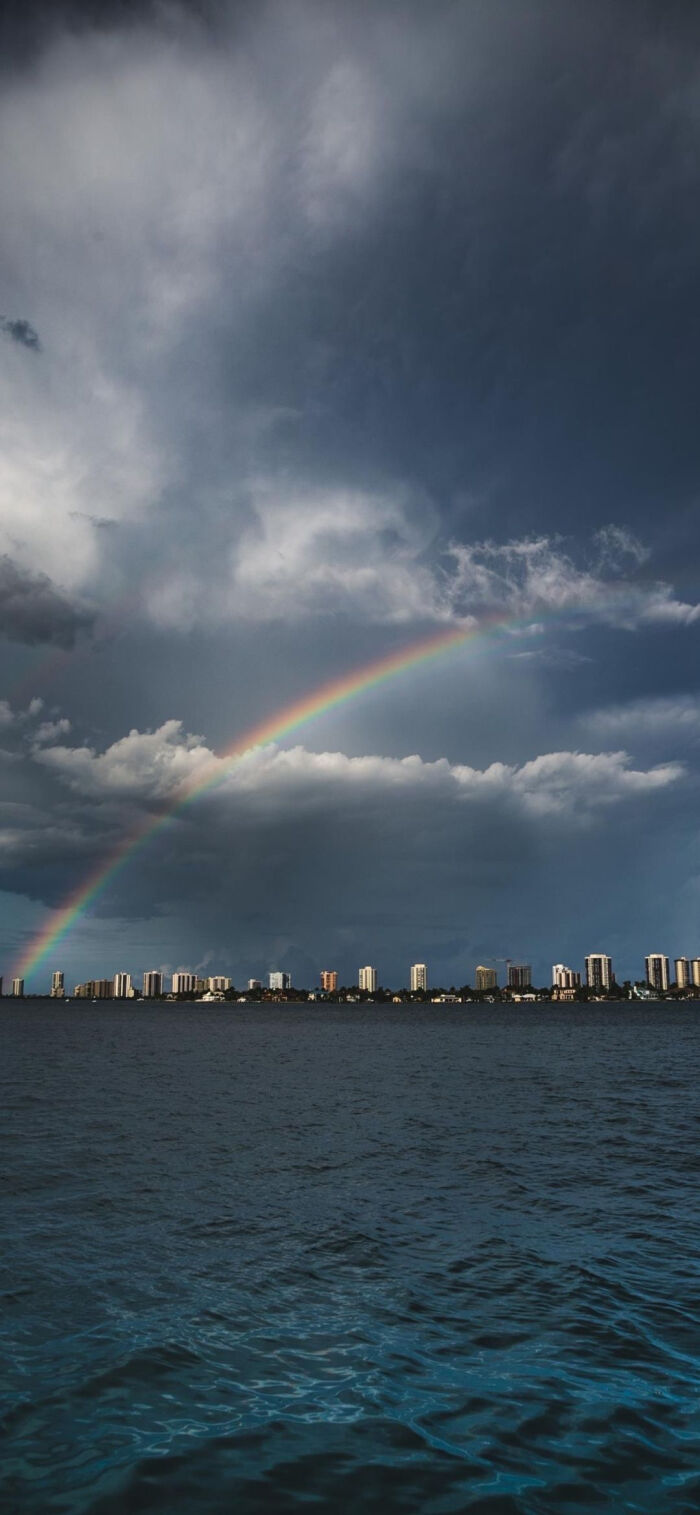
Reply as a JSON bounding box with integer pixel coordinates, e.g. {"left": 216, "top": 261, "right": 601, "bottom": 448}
{"left": 2, "top": 1002, "right": 700, "bottom": 1513}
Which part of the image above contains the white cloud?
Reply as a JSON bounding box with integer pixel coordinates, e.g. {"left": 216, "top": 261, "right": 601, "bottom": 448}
{"left": 584, "top": 693, "right": 700, "bottom": 741}
{"left": 641, "top": 596, "right": 700, "bottom": 627}
{"left": 443, "top": 534, "right": 700, "bottom": 632}
{"left": 34, "top": 719, "right": 684, "bottom": 822}
{"left": 228, "top": 481, "right": 447, "bottom": 625}
{"left": 35, "top": 719, "right": 214, "bottom": 800}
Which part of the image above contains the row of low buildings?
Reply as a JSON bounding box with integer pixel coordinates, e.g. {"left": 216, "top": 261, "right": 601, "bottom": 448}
{"left": 4, "top": 955, "right": 700, "bottom": 999}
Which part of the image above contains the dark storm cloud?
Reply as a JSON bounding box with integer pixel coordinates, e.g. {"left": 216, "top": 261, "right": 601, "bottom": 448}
{"left": 0, "top": 556, "right": 93, "bottom": 647}
{"left": 0, "top": 315, "right": 41, "bottom": 351}
{"left": 2, "top": 0, "right": 700, "bottom": 986}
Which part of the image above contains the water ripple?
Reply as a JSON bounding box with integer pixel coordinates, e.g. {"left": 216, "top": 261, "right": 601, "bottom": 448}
{"left": 2, "top": 1001, "right": 700, "bottom": 1513}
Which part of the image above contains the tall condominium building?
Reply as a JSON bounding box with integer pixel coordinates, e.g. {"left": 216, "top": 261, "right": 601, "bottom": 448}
{"left": 50, "top": 970, "right": 64, "bottom": 998}
{"left": 12, "top": 977, "right": 24, "bottom": 997}
{"left": 410, "top": 963, "right": 428, "bottom": 992}
{"left": 508, "top": 963, "right": 532, "bottom": 990}
{"left": 113, "top": 973, "right": 132, "bottom": 998}
{"left": 269, "top": 971, "right": 291, "bottom": 991}
{"left": 320, "top": 970, "right": 338, "bottom": 993}
{"left": 0, "top": 976, "right": 3, "bottom": 997}
{"left": 209, "top": 977, "right": 231, "bottom": 992}
{"left": 675, "top": 958, "right": 692, "bottom": 990}
{"left": 645, "top": 954, "right": 670, "bottom": 993}
{"left": 248, "top": 978, "right": 262, "bottom": 991}
{"left": 143, "top": 970, "right": 163, "bottom": 998}
{"left": 475, "top": 965, "right": 497, "bottom": 991}
{"left": 359, "top": 965, "right": 378, "bottom": 993}
{"left": 172, "top": 971, "right": 196, "bottom": 995}
{"left": 692, "top": 960, "right": 700, "bottom": 989}
{"left": 585, "top": 954, "right": 613, "bottom": 991}
{"left": 552, "top": 964, "right": 581, "bottom": 989}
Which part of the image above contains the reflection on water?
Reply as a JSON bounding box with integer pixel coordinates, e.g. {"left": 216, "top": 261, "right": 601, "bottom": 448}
{"left": 2, "top": 1002, "right": 700, "bottom": 1513}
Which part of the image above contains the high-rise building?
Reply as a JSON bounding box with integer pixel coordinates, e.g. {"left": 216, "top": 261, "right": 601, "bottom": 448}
{"left": 410, "top": 963, "right": 428, "bottom": 992}
{"left": 508, "top": 963, "right": 531, "bottom": 990}
{"left": 113, "top": 973, "right": 132, "bottom": 998}
{"left": 0, "top": 975, "right": 3, "bottom": 997}
{"left": 475, "top": 966, "right": 498, "bottom": 991}
{"left": 675, "top": 958, "right": 692, "bottom": 990}
{"left": 692, "top": 959, "right": 700, "bottom": 989}
{"left": 359, "top": 965, "right": 378, "bottom": 993}
{"left": 645, "top": 954, "right": 670, "bottom": 993}
{"left": 12, "top": 977, "right": 24, "bottom": 997}
{"left": 269, "top": 971, "right": 291, "bottom": 991}
{"left": 50, "top": 970, "right": 64, "bottom": 998}
{"left": 172, "top": 971, "right": 196, "bottom": 995}
{"left": 94, "top": 980, "right": 112, "bottom": 998}
{"left": 209, "top": 977, "right": 231, "bottom": 992}
{"left": 248, "top": 978, "right": 262, "bottom": 991}
{"left": 320, "top": 970, "right": 338, "bottom": 993}
{"left": 143, "top": 971, "right": 163, "bottom": 998}
{"left": 585, "top": 954, "right": 613, "bottom": 991}
{"left": 552, "top": 964, "right": 581, "bottom": 989}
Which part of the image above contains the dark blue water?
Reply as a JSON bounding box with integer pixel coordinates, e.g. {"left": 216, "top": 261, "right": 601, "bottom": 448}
{"left": 2, "top": 1002, "right": 700, "bottom": 1513}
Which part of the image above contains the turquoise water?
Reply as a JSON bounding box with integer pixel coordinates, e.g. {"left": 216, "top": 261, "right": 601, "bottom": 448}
{"left": 2, "top": 1001, "right": 700, "bottom": 1513}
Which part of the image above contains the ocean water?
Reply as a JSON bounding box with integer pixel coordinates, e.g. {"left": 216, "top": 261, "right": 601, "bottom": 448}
{"left": 2, "top": 1001, "right": 700, "bottom": 1514}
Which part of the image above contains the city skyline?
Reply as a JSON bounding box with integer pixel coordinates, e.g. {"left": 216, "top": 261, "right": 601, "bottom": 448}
{"left": 7, "top": 947, "right": 700, "bottom": 999}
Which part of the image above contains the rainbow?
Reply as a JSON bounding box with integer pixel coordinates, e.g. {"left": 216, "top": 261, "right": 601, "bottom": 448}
{"left": 14, "top": 617, "right": 505, "bottom": 984}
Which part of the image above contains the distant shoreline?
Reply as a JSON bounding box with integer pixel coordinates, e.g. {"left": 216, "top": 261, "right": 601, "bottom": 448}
{"left": 4, "top": 996, "right": 700, "bottom": 1008}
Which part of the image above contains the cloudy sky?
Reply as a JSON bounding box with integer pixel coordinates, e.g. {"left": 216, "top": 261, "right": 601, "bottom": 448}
{"left": 2, "top": 0, "right": 700, "bottom": 990}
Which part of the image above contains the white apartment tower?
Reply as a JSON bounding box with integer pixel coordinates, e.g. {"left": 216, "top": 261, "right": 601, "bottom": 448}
{"left": 675, "top": 958, "right": 692, "bottom": 990}
{"left": 50, "top": 970, "right": 64, "bottom": 997}
{"left": 12, "top": 978, "right": 24, "bottom": 997}
{"left": 359, "top": 965, "right": 378, "bottom": 993}
{"left": 113, "top": 973, "right": 132, "bottom": 998}
{"left": 172, "top": 972, "right": 196, "bottom": 995}
{"left": 552, "top": 964, "right": 580, "bottom": 989}
{"left": 410, "top": 963, "right": 428, "bottom": 992}
{"left": 143, "top": 971, "right": 163, "bottom": 998}
{"left": 269, "top": 971, "right": 291, "bottom": 991}
{"left": 645, "top": 954, "right": 670, "bottom": 993}
{"left": 584, "top": 954, "right": 613, "bottom": 991}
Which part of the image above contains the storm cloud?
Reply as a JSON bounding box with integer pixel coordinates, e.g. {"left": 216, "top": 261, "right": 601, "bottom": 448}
{"left": 1, "top": 0, "right": 700, "bottom": 987}
{"left": 0, "top": 556, "right": 93, "bottom": 647}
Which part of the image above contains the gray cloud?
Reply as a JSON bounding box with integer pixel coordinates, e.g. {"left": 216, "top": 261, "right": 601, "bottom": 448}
{"left": 3, "top": 1, "right": 700, "bottom": 985}
{"left": 0, "top": 555, "right": 93, "bottom": 647}
{"left": 0, "top": 314, "right": 41, "bottom": 351}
